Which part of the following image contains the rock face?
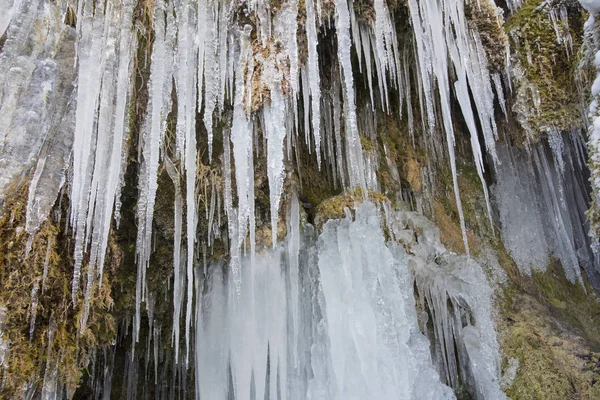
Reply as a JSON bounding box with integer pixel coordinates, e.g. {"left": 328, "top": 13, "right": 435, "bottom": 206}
{"left": 0, "top": 0, "right": 600, "bottom": 399}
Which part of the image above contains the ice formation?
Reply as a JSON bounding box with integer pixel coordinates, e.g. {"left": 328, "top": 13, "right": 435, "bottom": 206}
{"left": 492, "top": 134, "right": 600, "bottom": 289}
{"left": 2, "top": 0, "right": 600, "bottom": 397}
{"left": 582, "top": 0, "right": 600, "bottom": 267}
{"left": 0, "top": 0, "right": 514, "bottom": 342}
{"left": 69, "top": 0, "right": 136, "bottom": 333}
{"left": 0, "top": 1, "right": 76, "bottom": 237}
{"left": 196, "top": 202, "right": 504, "bottom": 399}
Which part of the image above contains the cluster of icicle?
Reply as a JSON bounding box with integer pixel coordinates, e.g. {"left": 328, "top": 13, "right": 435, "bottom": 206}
{"left": 492, "top": 132, "right": 600, "bottom": 290}
{"left": 3, "top": 0, "right": 509, "bottom": 367}
{"left": 581, "top": 0, "right": 600, "bottom": 259}
{"left": 193, "top": 200, "right": 506, "bottom": 400}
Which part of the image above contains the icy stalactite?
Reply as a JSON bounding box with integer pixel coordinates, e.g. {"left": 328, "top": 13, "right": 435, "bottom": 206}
{"left": 29, "top": 279, "right": 39, "bottom": 338}
{"left": 548, "top": 130, "right": 566, "bottom": 176}
{"left": 263, "top": 81, "right": 287, "bottom": 247}
{"left": 334, "top": 0, "right": 367, "bottom": 192}
{"left": 230, "top": 25, "right": 256, "bottom": 293}
{"left": 164, "top": 155, "right": 184, "bottom": 359}
{"left": 454, "top": 76, "right": 494, "bottom": 228}
{"left": 135, "top": 0, "right": 175, "bottom": 344}
{"left": 173, "top": 0, "right": 199, "bottom": 366}
{"left": 287, "top": 0, "right": 300, "bottom": 101}
{"left": 70, "top": 0, "right": 108, "bottom": 304}
{"left": 41, "top": 318, "right": 59, "bottom": 400}
{"left": 408, "top": 0, "right": 468, "bottom": 253}
{"left": 200, "top": 0, "right": 219, "bottom": 161}
{"left": 533, "top": 142, "right": 585, "bottom": 287}
{"left": 549, "top": 4, "right": 574, "bottom": 57}
{"left": 492, "top": 73, "right": 508, "bottom": 120}
{"left": 306, "top": 0, "right": 322, "bottom": 167}
{"left": 372, "top": 0, "right": 401, "bottom": 112}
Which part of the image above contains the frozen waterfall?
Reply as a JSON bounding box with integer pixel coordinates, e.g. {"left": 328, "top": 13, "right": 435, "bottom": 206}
{"left": 3, "top": 0, "right": 600, "bottom": 398}
{"left": 196, "top": 202, "right": 505, "bottom": 400}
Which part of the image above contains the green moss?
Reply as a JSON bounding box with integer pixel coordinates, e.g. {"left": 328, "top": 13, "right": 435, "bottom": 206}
{"left": 314, "top": 188, "right": 388, "bottom": 228}
{"left": 0, "top": 182, "right": 116, "bottom": 397}
{"left": 464, "top": 0, "right": 509, "bottom": 71}
{"left": 492, "top": 234, "right": 600, "bottom": 399}
{"left": 505, "top": 0, "right": 586, "bottom": 142}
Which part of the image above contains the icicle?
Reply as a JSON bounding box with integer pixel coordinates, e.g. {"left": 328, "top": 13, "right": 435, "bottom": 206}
{"left": 373, "top": 0, "right": 399, "bottom": 112}
{"left": 548, "top": 130, "right": 565, "bottom": 176}
{"left": 69, "top": 0, "right": 107, "bottom": 304}
{"left": 207, "top": 180, "right": 217, "bottom": 246}
{"left": 68, "top": 1, "right": 136, "bottom": 333}
{"left": 29, "top": 278, "right": 39, "bottom": 338}
{"left": 218, "top": 3, "right": 229, "bottom": 111}
{"left": 25, "top": 156, "right": 48, "bottom": 251}
{"left": 407, "top": 0, "right": 509, "bottom": 253}
{"left": 169, "top": 0, "right": 200, "bottom": 366}
{"left": 305, "top": 0, "right": 322, "bottom": 167}
{"left": 334, "top": 0, "right": 367, "bottom": 191}
{"left": 349, "top": 0, "right": 363, "bottom": 73}
{"left": 403, "top": 53, "right": 415, "bottom": 145}
{"left": 230, "top": 25, "right": 255, "bottom": 293}
{"left": 134, "top": 0, "right": 175, "bottom": 344}
{"left": 41, "top": 236, "right": 53, "bottom": 293}
{"left": 332, "top": 81, "right": 347, "bottom": 187}
{"left": 263, "top": 86, "right": 287, "bottom": 246}
{"left": 202, "top": 1, "right": 219, "bottom": 162}
{"left": 165, "top": 155, "right": 183, "bottom": 359}
{"left": 492, "top": 73, "right": 508, "bottom": 119}
{"left": 197, "top": 0, "right": 206, "bottom": 116}
{"left": 454, "top": 72, "right": 494, "bottom": 229}
{"left": 359, "top": 26, "right": 376, "bottom": 109}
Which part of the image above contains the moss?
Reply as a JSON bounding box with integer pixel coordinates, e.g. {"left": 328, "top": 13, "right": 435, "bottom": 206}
{"left": 464, "top": 0, "right": 509, "bottom": 71}
{"left": 314, "top": 188, "right": 388, "bottom": 228}
{"left": 491, "top": 231, "right": 600, "bottom": 399}
{"left": 375, "top": 113, "right": 427, "bottom": 201}
{"left": 0, "top": 182, "right": 116, "bottom": 397}
{"left": 500, "top": 288, "right": 600, "bottom": 399}
{"left": 353, "top": 0, "right": 375, "bottom": 24}
{"left": 360, "top": 134, "right": 377, "bottom": 155}
{"left": 505, "top": 0, "right": 586, "bottom": 142}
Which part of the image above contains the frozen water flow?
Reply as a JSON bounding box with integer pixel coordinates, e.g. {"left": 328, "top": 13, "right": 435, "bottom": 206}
{"left": 196, "top": 202, "right": 505, "bottom": 399}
